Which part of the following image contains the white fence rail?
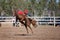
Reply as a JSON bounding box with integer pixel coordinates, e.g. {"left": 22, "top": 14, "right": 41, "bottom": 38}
{"left": 0, "top": 16, "right": 60, "bottom": 27}
{"left": 28, "top": 16, "right": 60, "bottom": 27}
{"left": 0, "top": 16, "right": 16, "bottom": 22}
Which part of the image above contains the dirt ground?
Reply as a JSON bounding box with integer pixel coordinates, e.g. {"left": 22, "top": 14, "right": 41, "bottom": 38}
{"left": 0, "top": 22, "right": 60, "bottom": 40}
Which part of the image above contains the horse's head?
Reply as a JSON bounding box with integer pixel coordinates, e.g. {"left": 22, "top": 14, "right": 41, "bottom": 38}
{"left": 31, "top": 19, "right": 38, "bottom": 28}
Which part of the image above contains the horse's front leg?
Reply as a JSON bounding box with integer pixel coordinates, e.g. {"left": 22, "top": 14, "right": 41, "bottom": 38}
{"left": 27, "top": 22, "right": 33, "bottom": 34}
{"left": 28, "top": 25, "right": 33, "bottom": 34}
{"left": 25, "top": 26, "right": 29, "bottom": 34}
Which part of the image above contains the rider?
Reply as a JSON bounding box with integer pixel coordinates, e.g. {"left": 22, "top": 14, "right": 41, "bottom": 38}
{"left": 24, "top": 9, "right": 32, "bottom": 21}
{"left": 23, "top": 9, "right": 29, "bottom": 19}
{"left": 24, "top": 9, "right": 29, "bottom": 16}
{"left": 24, "top": 9, "right": 32, "bottom": 17}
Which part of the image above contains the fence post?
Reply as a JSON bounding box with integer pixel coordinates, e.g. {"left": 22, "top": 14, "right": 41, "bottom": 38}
{"left": 53, "top": 11, "right": 55, "bottom": 27}
{"left": 54, "top": 16, "right": 55, "bottom": 27}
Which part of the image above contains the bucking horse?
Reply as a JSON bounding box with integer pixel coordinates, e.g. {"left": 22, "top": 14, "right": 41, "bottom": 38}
{"left": 13, "top": 8, "right": 37, "bottom": 34}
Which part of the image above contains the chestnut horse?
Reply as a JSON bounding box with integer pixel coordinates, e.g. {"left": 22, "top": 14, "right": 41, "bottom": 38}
{"left": 13, "top": 9, "right": 37, "bottom": 34}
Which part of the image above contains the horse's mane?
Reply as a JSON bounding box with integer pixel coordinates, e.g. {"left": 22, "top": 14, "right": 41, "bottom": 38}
{"left": 28, "top": 18, "right": 32, "bottom": 22}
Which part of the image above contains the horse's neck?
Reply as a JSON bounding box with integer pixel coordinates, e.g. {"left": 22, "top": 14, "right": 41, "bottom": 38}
{"left": 25, "top": 18, "right": 31, "bottom": 23}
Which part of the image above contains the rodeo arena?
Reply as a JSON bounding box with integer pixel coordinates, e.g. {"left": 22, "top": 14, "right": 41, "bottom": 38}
{"left": 0, "top": 9, "right": 60, "bottom": 40}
